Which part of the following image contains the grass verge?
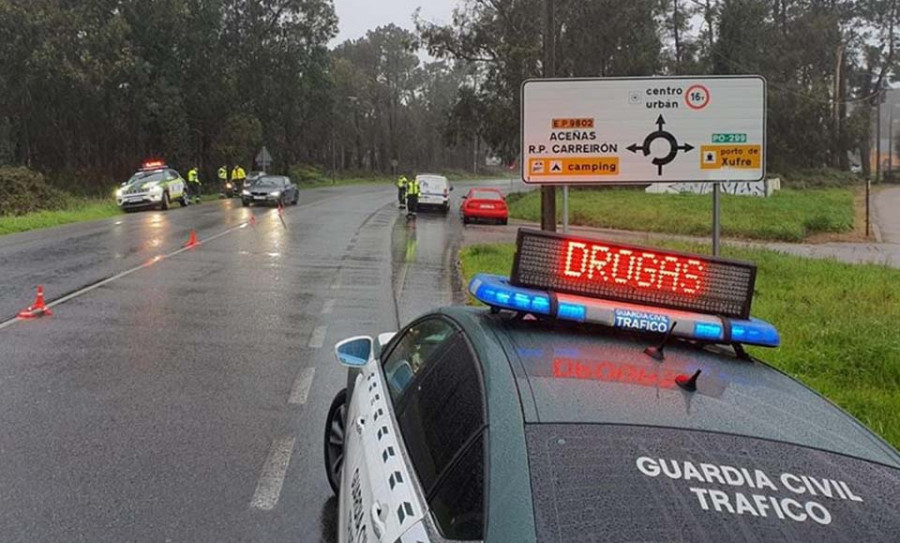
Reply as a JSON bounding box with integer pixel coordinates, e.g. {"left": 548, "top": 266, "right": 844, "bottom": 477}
{"left": 0, "top": 199, "right": 120, "bottom": 236}
{"left": 507, "top": 188, "right": 855, "bottom": 242}
{"left": 459, "top": 242, "right": 900, "bottom": 450}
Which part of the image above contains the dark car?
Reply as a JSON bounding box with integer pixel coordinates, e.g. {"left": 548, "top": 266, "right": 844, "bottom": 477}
{"left": 241, "top": 175, "right": 299, "bottom": 207}
{"left": 323, "top": 229, "right": 900, "bottom": 543}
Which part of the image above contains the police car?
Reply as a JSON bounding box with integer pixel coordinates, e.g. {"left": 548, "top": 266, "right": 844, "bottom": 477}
{"left": 323, "top": 229, "right": 900, "bottom": 542}
{"left": 115, "top": 161, "right": 188, "bottom": 211}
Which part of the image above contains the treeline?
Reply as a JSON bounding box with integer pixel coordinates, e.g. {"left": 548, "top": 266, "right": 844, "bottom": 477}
{"left": 0, "top": 0, "right": 479, "bottom": 191}
{"left": 0, "top": 0, "right": 898, "bottom": 192}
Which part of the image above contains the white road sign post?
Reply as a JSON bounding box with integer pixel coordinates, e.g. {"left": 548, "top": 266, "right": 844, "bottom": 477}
{"left": 522, "top": 76, "right": 767, "bottom": 254}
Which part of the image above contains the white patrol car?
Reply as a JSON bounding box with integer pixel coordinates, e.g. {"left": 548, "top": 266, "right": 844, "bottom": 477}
{"left": 323, "top": 229, "right": 900, "bottom": 542}
{"left": 115, "top": 161, "right": 189, "bottom": 211}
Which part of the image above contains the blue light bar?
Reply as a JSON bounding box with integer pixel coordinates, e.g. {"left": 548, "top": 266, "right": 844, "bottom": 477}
{"left": 731, "top": 318, "right": 780, "bottom": 347}
{"left": 469, "top": 274, "right": 780, "bottom": 348}
{"left": 469, "top": 275, "right": 551, "bottom": 316}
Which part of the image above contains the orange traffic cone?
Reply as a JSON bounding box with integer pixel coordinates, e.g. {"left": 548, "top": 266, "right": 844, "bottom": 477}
{"left": 18, "top": 285, "right": 53, "bottom": 319}
{"left": 183, "top": 229, "right": 200, "bottom": 248}
{"left": 277, "top": 201, "right": 286, "bottom": 228}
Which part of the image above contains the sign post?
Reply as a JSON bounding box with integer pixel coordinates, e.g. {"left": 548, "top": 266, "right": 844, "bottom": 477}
{"left": 712, "top": 183, "right": 721, "bottom": 255}
{"left": 521, "top": 76, "right": 766, "bottom": 253}
{"left": 255, "top": 146, "right": 273, "bottom": 171}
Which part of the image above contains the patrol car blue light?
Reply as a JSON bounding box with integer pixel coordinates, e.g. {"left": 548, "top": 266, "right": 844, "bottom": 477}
{"left": 323, "top": 229, "right": 900, "bottom": 543}
{"left": 468, "top": 274, "right": 780, "bottom": 347}
{"left": 468, "top": 229, "right": 779, "bottom": 347}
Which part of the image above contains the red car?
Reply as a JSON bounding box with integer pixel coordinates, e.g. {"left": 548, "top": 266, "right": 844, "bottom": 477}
{"left": 461, "top": 188, "right": 509, "bottom": 225}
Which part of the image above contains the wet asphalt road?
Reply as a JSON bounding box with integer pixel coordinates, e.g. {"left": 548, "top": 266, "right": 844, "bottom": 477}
{"left": 0, "top": 177, "right": 524, "bottom": 542}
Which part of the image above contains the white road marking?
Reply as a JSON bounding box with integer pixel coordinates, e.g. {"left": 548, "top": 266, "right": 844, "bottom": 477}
{"left": 321, "top": 299, "right": 336, "bottom": 315}
{"left": 250, "top": 437, "right": 296, "bottom": 510}
{"left": 288, "top": 367, "right": 316, "bottom": 405}
{"left": 308, "top": 325, "right": 328, "bottom": 349}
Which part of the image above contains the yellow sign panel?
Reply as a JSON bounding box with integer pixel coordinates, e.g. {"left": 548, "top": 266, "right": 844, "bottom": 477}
{"left": 552, "top": 118, "right": 595, "bottom": 129}
{"left": 529, "top": 157, "right": 620, "bottom": 177}
{"left": 700, "top": 145, "right": 762, "bottom": 170}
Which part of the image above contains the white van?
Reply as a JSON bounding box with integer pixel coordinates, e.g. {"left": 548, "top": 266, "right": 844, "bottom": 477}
{"left": 415, "top": 174, "right": 452, "bottom": 212}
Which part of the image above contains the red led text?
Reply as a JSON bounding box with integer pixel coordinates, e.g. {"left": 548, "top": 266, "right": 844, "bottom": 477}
{"left": 561, "top": 241, "right": 706, "bottom": 295}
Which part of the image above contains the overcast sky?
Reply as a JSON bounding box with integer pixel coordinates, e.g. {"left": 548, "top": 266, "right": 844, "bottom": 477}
{"left": 331, "top": 0, "right": 458, "bottom": 46}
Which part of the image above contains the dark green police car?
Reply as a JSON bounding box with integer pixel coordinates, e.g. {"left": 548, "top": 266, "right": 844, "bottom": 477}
{"left": 324, "top": 229, "right": 900, "bottom": 543}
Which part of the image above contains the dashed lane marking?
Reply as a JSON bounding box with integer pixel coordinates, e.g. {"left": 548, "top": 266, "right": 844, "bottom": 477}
{"left": 308, "top": 325, "right": 328, "bottom": 349}
{"left": 249, "top": 437, "right": 296, "bottom": 510}
{"left": 288, "top": 367, "right": 316, "bottom": 405}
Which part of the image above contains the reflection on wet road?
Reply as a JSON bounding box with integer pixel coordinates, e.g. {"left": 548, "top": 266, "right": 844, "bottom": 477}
{"left": 0, "top": 177, "right": 525, "bottom": 542}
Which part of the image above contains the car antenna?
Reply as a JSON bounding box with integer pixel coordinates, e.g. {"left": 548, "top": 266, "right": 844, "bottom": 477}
{"left": 644, "top": 322, "right": 677, "bottom": 361}
{"left": 675, "top": 369, "right": 702, "bottom": 392}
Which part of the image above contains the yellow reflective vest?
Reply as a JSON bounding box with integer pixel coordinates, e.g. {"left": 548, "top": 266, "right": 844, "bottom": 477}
{"left": 407, "top": 179, "right": 420, "bottom": 196}
{"left": 218, "top": 167, "right": 227, "bottom": 181}
{"left": 232, "top": 166, "right": 246, "bottom": 181}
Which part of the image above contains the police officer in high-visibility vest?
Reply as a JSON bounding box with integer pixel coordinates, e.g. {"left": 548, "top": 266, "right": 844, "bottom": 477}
{"left": 397, "top": 175, "right": 408, "bottom": 208}
{"left": 405, "top": 176, "right": 420, "bottom": 214}
{"left": 231, "top": 164, "right": 247, "bottom": 193}
{"left": 187, "top": 166, "right": 201, "bottom": 203}
{"left": 218, "top": 165, "right": 228, "bottom": 194}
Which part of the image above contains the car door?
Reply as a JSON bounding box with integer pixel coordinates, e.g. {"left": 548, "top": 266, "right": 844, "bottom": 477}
{"left": 351, "top": 317, "right": 459, "bottom": 542}
{"left": 339, "top": 368, "right": 371, "bottom": 543}
{"left": 166, "top": 169, "right": 184, "bottom": 198}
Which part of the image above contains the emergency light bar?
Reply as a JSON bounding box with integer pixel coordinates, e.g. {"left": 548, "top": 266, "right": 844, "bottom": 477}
{"left": 141, "top": 160, "right": 166, "bottom": 171}
{"left": 511, "top": 229, "right": 756, "bottom": 319}
{"left": 469, "top": 274, "right": 779, "bottom": 348}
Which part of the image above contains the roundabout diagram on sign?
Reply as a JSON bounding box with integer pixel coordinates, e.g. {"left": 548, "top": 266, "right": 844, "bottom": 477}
{"left": 627, "top": 115, "right": 695, "bottom": 176}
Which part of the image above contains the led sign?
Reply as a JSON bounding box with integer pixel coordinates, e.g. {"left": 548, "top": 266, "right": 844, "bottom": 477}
{"left": 511, "top": 229, "right": 756, "bottom": 319}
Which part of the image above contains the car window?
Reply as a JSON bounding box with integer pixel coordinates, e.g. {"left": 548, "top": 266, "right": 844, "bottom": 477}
{"left": 166, "top": 170, "right": 178, "bottom": 181}
{"left": 382, "top": 318, "right": 457, "bottom": 403}
{"left": 471, "top": 191, "right": 502, "bottom": 200}
{"left": 128, "top": 171, "right": 166, "bottom": 185}
{"left": 395, "top": 333, "right": 485, "bottom": 493}
{"left": 428, "top": 431, "right": 484, "bottom": 541}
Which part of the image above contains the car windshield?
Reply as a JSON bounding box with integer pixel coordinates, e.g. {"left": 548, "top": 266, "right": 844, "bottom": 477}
{"left": 125, "top": 170, "right": 166, "bottom": 186}
{"left": 471, "top": 190, "right": 502, "bottom": 200}
{"left": 526, "top": 423, "right": 900, "bottom": 543}
{"left": 418, "top": 177, "right": 446, "bottom": 190}
{"left": 252, "top": 176, "right": 283, "bottom": 187}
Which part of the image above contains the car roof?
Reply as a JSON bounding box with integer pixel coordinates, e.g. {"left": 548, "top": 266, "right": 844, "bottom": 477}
{"left": 437, "top": 306, "right": 900, "bottom": 469}
{"left": 468, "top": 187, "right": 502, "bottom": 194}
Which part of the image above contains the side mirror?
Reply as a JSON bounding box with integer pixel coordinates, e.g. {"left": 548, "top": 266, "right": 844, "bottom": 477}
{"left": 450, "top": 186, "right": 454, "bottom": 191}
{"left": 334, "top": 336, "right": 373, "bottom": 368}
{"left": 461, "top": 195, "right": 468, "bottom": 199}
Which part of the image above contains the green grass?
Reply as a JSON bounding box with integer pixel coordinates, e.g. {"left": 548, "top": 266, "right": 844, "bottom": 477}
{"left": 506, "top": 188, "right": 855, "bottom": 242}
{"left": 0, "top": 199, "right": 120, "bottom": 236}
{"left": 459, "top": 242, "right": 900, "bottom": 450}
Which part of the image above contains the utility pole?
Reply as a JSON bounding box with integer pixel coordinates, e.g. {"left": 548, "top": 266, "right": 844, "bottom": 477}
{"left": 876, "top": 91, "right": 882, "bottom": 183}
{"left": 540, "top": 0, "right": 557, "bottom": 232}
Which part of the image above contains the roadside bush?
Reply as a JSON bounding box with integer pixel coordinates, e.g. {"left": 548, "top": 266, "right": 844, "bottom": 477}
{"left": 777, "top": 168, "right": 862, "bottom": 189}
{"left": 0, "top": 167, "right": 73, "bottom": 215}
{"left": 289, "top": 163, "right": 328, "bottom": 183}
